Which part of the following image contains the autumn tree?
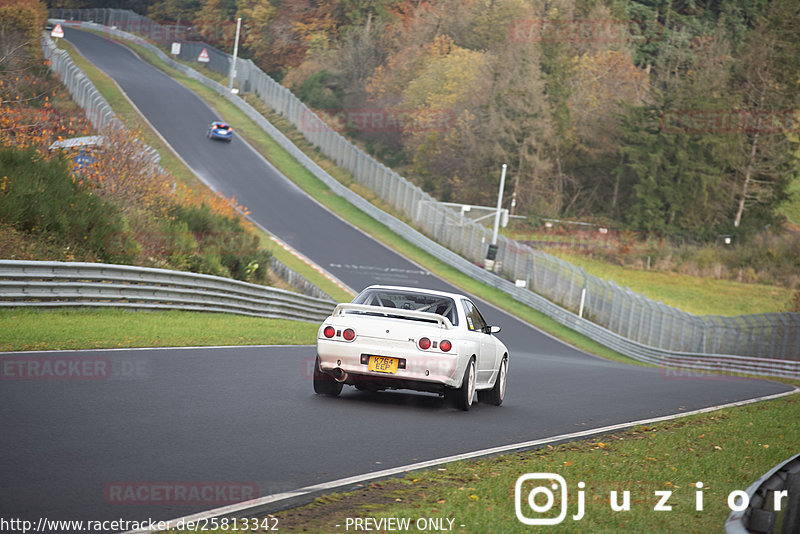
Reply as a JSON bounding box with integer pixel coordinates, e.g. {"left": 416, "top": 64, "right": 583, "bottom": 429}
{"left": 393, "top": 36, "right": 488, "bottom": 200}
{"left": 194, "top": 0, "right": 238, "bottom": 48}
{"left": 235, "top": 0, "right": 276, "bottom": 71}
{"left": 728, "top": 0, "right": 800, "bottom": 231}
{"left": 479, "top": 39, "right": 558, "bottom": 216}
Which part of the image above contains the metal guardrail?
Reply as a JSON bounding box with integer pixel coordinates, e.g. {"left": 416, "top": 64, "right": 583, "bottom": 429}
{"left": 48, "top": 14, "right": 800, "bottom": 378}
{"left": 267, "top": 257, "right": 333, "bottom": 301}
{"left": 725, "top": 452, "right": 800, "bottom": 534}
{"left": 0, "top": 260, "right": 335, "bottom": 322}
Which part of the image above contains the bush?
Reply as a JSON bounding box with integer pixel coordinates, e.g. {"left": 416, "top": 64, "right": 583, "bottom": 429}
{"left": 0, "top": 147, "right": 137, "bottom": 263}
{"left": 293, "top": 70, "right": 343, "bottom": 110}
{"left": 169, "top": 203, "right": 271, "bottom": 283}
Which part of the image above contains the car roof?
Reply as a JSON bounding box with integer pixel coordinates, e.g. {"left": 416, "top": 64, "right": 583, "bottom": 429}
{"left": 211, "top": 121, "right": 230, "bottom": 127}
{"left": 360, "top": 285, "right": 469, "bottom": 301}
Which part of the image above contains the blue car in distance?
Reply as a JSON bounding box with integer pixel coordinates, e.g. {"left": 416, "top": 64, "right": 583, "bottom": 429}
{"left": 207, "top": 121, "right": 233, "bottom": 142}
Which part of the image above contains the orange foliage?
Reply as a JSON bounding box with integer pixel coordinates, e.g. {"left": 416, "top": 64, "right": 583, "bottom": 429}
{"left": 367, "top": 35, "right": 456, "bottom": 102}
{"left": 0, "top": 0, "right": 48, "bottom": 60}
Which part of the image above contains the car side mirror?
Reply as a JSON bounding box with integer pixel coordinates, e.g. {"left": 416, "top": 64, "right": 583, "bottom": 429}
{"left": 483, "top": 325, "right": 501, "bottom": 334}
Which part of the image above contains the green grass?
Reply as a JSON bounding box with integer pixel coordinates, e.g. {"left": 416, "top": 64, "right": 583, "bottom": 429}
{"left": 250, "top": 392, "right": 799, "bottom": 533}
{"left": 0, "top": 308, "right": 319, "bottom": 351}
{"left": 548, "top": 251, "right": 794, "bottom": 316}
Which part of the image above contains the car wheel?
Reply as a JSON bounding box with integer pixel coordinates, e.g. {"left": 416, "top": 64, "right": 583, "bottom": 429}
{"left": 477, "top": 357, "right": 507, "bottom": 406}
{"left": 448, "top": 358, "right": 476, "bottom": 411}
{"left": 313, "top": 356, "right": 342, "bottom": 396}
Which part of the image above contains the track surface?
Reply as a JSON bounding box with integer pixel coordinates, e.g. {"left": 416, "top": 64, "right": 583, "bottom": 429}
{"left": 0, "top": 27, "right": 793, "bottom": 527}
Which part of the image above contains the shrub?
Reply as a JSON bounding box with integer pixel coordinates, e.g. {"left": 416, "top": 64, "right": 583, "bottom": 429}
{"left": 169, "top": 203, "right": 271, "bottom": 283}
{"left": 293, "top": 70, "right": 343, "bottom": 110}
{"left": 0, "top": 147, "right": 137, "bottom": 263}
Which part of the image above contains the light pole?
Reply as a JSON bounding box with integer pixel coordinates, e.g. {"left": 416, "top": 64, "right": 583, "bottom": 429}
{"left": 228, "top": 17, "right": 241, "bottom": 93}
{"left": 485, "top": 164, "right": 507, "bottom": 271}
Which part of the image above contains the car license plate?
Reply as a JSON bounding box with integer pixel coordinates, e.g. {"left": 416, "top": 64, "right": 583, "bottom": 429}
{"left": 368, "top": 356, "right": 399, "bottom": 374}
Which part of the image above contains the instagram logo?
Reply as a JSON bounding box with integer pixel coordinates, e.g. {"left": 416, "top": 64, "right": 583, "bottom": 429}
{"left": 513, "top": 475, "right": 764, "bottom": 524}
{"left": 515, "top": 473, "right": 580, "bottom": 525}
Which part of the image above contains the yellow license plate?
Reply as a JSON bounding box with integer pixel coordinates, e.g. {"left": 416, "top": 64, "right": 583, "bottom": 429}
{"left": 368, "top": 356, "right": 399, "bottom": 374}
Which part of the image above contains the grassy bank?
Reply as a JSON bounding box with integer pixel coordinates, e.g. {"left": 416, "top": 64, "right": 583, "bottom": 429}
{"left": 548, "top": 251, "right": 793, "bottom": 316}
{"left": 0, "top": 308, "right": 318, "bottom": 351}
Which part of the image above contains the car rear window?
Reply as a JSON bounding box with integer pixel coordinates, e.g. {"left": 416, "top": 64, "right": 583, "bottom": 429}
{"left": 352, "top": 289, "right": 458, "bottom": 326}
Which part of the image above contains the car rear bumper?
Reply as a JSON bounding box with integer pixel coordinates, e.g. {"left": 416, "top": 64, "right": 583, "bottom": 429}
{"left": 317, "top": 340, "right": 463, "bottom": 389}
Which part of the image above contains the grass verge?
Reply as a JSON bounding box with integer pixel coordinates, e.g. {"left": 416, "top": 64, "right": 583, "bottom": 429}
{"left": 547, "top": 251, "right": 793, "bottom": 316}
{"left": 0, "top": 308, "right": 318, "bottom": 351}
{"left": 247, "top": 392, "right": 799, "bottom": 533}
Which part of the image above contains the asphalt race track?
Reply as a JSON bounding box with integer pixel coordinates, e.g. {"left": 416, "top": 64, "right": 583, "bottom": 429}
{"left": 0, "top": 27, "right": 793, "bottom": 528}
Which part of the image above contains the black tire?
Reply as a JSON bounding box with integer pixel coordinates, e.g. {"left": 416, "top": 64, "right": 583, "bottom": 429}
{"left": 477, "top": 357, "right": 507, "bottom": 406}
{"left": 313, "top": 356, "right": 342, "bottom": 396}
{"left": 448, "top": 358, "right": 476, "bottom": 411}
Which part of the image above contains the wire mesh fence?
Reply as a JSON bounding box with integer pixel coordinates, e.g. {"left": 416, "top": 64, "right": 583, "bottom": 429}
{"left": 48, "top": 10, "right": 800, "bottom": 365}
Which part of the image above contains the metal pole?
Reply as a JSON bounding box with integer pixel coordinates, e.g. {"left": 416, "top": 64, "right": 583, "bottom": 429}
{"left": 485, "top": 164, "right": 506, "bottom": 271}
{"left": 228, "top": 17, "right": 241, "bottom": 93}
{"left": 492, "top": 164, "right": 507, "bottom": 245}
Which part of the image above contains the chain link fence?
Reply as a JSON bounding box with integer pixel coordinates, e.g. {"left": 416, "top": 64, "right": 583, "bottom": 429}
{"left": 48, "top": 10, "right": 800, "bottom": 368}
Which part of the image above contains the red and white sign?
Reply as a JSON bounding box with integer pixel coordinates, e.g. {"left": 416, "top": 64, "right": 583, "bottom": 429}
{"left": 51, "top": 23, "right": 64, "bottom": 39}
{"left": 197, "top": 48, "right": 210, "bottom": 63}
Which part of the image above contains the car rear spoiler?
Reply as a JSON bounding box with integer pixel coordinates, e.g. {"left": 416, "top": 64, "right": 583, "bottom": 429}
{"left": 332, "top": 303, "right": 454, "bottom": 329}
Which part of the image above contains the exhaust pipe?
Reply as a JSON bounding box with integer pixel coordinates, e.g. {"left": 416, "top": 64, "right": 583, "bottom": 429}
{"left": 331, "top": 368, "right": 348, "bottom": 383}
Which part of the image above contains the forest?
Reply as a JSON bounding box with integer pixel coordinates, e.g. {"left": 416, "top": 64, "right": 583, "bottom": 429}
{"left": 44, "top": 0, "right": 800, "bottom": 243}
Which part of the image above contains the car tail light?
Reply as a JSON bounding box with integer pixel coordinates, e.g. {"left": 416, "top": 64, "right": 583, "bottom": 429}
{"left": 418, "top": 337, "right": 431, "bottom": 350}
{"left": 323, "top": 326, "right": 335, "bottom": 338}
{"left": 343, "top": 328, "right": 356, "bottom": 341}
{"left": 440, "top": 340, "right": 452, "bottom": 352}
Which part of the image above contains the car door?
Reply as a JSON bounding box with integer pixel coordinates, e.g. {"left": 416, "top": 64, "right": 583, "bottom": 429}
{"left": 461, "top": 299, "right": 499, "bottom": 386}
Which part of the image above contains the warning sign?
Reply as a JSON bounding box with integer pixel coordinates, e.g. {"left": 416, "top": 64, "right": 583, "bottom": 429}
{"left": 198, "top": 48, "right": 210, "bottom": 63}
{"left": 51, "top": 23, "right": 64, "bottom": 39}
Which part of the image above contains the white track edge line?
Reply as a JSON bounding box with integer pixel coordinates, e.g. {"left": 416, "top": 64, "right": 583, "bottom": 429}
{"left": 123, "top": 387, "right": 799, "bottom": 533}
{"left": 0, "top": 345, "right": 311, "bottom": 355}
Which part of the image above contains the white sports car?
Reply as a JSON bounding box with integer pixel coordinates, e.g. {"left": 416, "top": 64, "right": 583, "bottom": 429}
{"left": 314, "top": 285, "right": 509, "bottom": 410}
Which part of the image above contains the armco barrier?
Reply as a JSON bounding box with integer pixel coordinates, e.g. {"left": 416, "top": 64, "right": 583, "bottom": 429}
{"left": 0, "top": 261, "right": 335, "bottom": 322}
{"left": 725, "top": 452, "right": 800, "bottom": 534}
{"left": 49, "top": 17, "right": 800, "bottom": 378}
